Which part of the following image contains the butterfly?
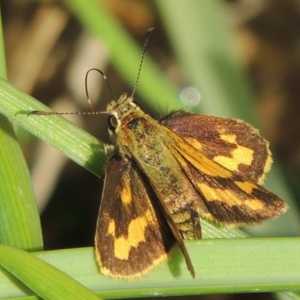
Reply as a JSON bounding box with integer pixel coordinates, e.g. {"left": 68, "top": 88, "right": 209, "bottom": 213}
{"left": 94, "top": 94, "right": 288, "bottom": 279}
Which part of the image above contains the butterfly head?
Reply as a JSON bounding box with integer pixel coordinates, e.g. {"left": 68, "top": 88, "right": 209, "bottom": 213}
{"left": 106, "top": 94, "right": 144, "bottom": 142}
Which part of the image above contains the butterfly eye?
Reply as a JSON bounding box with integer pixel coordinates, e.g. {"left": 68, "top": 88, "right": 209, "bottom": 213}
{"left": 108, "top": 115, "right": 118, "bottom": 129}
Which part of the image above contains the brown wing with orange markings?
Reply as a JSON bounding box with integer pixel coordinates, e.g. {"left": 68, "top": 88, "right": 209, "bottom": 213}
{"left": 95, "top": 154, "right": 176, "bottom": 279}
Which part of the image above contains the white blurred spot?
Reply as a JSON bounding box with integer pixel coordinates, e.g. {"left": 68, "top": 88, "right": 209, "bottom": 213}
{"left": 179, "top": 86, "right": 201, "bottom": 107}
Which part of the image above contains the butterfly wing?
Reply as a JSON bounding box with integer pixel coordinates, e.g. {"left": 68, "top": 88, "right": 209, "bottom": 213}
{"left": 161, "top": 123, "right": 288, "bottom": 226}
{"left": 162, "top": 111, "right": 272, "bottom": 184}
{"left": 95, "top": 154, "right": 176, "bottom": 279}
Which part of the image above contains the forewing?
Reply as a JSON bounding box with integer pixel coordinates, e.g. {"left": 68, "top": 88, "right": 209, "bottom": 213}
{"left": 162, "top": 111, "right": 272, "bottom": 184}
{"left": 95, "top": 154, "right": 175, "bottom": 279}
{"left": 162, "top": 127, "right": 288, "bottom": 226}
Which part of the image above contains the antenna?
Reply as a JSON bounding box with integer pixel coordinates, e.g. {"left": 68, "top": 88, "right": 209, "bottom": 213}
{"left": 29, "top": 28, "right": 154, "bottom": 116}
{"left": 130, "top": 27, "right": 154, "bottom": 99}
{"left": 85, "top": 68, "right": 116, "bottom": 112}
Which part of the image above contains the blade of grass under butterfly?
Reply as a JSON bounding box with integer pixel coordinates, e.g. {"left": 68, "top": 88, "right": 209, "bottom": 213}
{"left": 0, "top": 239, "right": 299, "bottom": 298}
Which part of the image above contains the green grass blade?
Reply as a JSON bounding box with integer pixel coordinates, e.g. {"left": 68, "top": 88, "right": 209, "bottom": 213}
{"left": 0, "top": 78, "right": 106, "bottom": 177}
{"left": 0, "top": 239, "right": 299, "bottom": 299}
{"left": 0, "top": 120, "right": 43, "bottom": 251}
{"left": 0, "top": 7, "right": 7, "bottom": 78}
{"left": 0, "top": 244, "right": 102, "bottom": 300}
{"left": 0, "top": 6, "right": 43, "bottom": 251}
